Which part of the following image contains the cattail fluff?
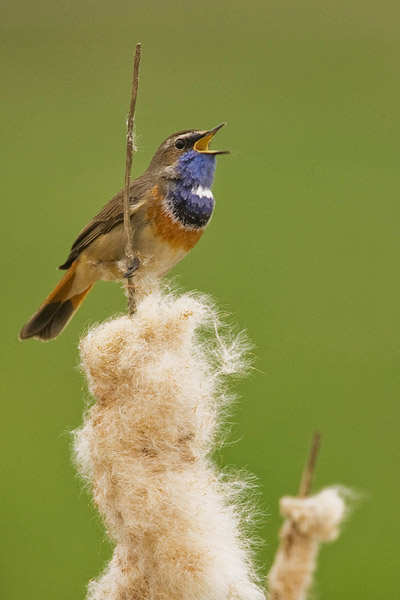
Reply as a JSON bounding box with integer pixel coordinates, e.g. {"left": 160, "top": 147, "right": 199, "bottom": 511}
{"left": 74, "top": 288, "right": 265, "bottom": 600}
{"left": 268, "top": 488, "right": 347, "bottom": 600}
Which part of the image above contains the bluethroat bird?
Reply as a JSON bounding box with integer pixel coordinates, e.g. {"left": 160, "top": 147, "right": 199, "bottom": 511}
{"left": 20, "top": 124, "right": 228, "bottom": 341}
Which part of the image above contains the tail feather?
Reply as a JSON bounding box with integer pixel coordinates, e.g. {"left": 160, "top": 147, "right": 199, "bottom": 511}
{"left": 19, "top": 262, "right": 93, "bottom": 341}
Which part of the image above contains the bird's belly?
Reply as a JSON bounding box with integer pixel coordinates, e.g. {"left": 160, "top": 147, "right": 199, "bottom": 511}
{"left": 134, "top": 224, "right": 189, "bottom": 277}
{"left": 76, "top": 221, "right": 189, "bottom": 287}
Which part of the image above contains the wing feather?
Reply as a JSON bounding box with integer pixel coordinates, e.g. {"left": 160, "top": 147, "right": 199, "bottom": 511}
{"left": 59, "top": 175, "right": 154, "bottom": 269}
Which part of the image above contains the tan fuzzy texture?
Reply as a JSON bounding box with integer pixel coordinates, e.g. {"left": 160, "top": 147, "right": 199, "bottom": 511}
{"left": 73, "top": 288, "right": 266, "bottom": 600}
{"left": 268, "top": 488, "right": 346, "bottom": 600}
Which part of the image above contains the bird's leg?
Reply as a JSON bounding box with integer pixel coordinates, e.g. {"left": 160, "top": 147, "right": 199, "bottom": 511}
{"left": 123, "top": 255, "right": 141, "bottom": 279}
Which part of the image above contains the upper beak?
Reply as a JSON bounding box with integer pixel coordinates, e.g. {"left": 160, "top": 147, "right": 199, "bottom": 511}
{"left": 193, "top": 123, "right": 229, "bottom": 155}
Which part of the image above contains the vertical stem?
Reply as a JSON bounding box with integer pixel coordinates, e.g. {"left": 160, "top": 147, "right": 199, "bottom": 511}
{"left": 298, "top": 432, "right": 321, "bottom": 498}
{"left": 123, "top": 43, "right": 142, "bottom": 314}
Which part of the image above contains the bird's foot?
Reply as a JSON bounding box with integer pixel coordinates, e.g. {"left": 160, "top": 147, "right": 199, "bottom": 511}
{"left": 123, "top": 256, "right": 141, "bottom": 279}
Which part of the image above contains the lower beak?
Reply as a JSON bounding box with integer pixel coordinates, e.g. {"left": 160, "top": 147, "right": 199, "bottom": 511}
{"left": 194, "top": 123, "right": 229, "bottom": 155}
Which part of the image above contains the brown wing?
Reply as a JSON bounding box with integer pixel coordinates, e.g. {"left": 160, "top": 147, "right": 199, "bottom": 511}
{"left": 59, "top": 175, "right": 154, "bottom": 270}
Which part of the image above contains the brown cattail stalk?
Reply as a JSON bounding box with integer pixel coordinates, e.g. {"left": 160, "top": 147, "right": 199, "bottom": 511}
{"left": 123, "top": 43, "right": 141, "bottom": 315}
{"left": 298, "top": 432, "right": 321, "bottom": 498}
{"left": 74, "top": 288, "right": 266, "bottom": 600}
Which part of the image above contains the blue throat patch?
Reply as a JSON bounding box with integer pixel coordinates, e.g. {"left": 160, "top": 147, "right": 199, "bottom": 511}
{"left": 167, "top": 151, "right": 217, "bottom": 228}
{"left": 177, "top": 150, "right": 216, "bottom": 188}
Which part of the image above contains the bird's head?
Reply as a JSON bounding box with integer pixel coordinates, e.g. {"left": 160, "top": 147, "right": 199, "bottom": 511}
{"left": 148, "top": 123, "right": 228, "bottom": 187}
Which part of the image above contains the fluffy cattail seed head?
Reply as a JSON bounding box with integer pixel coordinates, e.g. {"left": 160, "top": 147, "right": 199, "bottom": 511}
{"left": 74, "top": 289, "right": 265, "bottom": 600}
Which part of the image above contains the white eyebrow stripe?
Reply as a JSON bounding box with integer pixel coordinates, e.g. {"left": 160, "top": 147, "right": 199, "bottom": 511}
{"left": 192, "top": 185, "right": 214, "bottom": 199}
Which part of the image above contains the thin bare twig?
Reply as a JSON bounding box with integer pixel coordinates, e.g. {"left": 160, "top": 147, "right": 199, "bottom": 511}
{"left": 123, "top": 43, "right": 142, "bottom": 314}
{"left": 298, "top": 432, "right": 321, "bottom": 498}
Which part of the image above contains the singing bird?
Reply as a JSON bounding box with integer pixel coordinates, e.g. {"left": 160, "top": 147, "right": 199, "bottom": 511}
{"left": 20, "top": 124, "right": 228, "bottom": 341}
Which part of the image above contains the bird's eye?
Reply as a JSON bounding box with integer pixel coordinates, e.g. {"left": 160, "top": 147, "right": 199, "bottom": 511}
{"left": 175, "top": 138, "right": 185, "bottom": 150}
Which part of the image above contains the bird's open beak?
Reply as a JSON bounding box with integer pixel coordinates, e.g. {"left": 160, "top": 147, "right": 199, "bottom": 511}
{"left": 194, "top": 123, "right": 229, "bottom": 155}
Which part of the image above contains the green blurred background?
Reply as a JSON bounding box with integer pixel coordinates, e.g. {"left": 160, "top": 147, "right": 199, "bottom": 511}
{"left": 1, "top": 1, "right": 399, "bottom": 598}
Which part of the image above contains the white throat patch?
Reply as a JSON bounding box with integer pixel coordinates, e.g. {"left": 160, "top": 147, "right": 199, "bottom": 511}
{"left": 191, "top": 185, "right": 214, "bottom": 199}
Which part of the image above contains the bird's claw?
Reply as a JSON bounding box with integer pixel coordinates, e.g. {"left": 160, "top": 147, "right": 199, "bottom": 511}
{"left": 123, "top": 256, "right": 141, "bottom": 278}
